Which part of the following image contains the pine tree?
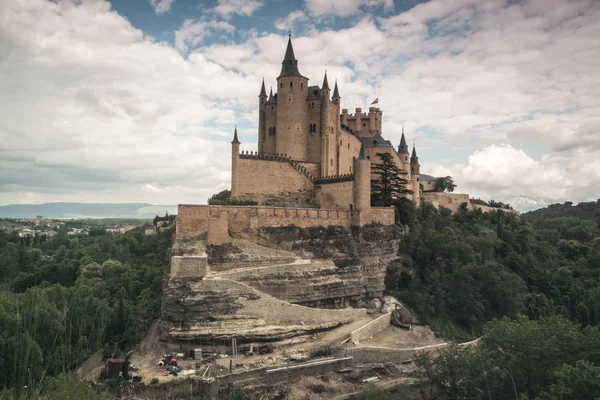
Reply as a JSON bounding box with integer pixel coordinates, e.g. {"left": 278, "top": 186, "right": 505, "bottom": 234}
{"left": 371, "top": 152, "right": 412, "bottom": 207}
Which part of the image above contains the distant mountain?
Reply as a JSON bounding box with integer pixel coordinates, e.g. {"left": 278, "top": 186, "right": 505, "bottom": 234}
{"left": 498, "top": 195, "right": 559, "bottom": 213}
{"left": 0, "top": 202, "right": 178, "bottom": 219}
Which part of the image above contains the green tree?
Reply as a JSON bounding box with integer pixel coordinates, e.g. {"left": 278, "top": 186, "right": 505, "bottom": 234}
{"left": 371, "top": 152, "right": 412, "bottom": 207}
{"left": 434, "top": 176, "right": 456, "bottom": 192}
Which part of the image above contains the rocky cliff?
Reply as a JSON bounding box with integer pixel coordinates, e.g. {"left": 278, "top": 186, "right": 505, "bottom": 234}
{"left": 160, "top": 224, "right": 402, "bottom": 342}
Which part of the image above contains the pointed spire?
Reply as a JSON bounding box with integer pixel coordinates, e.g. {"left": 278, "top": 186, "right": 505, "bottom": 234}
{"left": 398, "top": 127, "right": 409, "bottom": 154}
{"left": 279, "top": 35, "right": 302, "bottom": 77}
{"left": 359, "top": 142, "right": 366, "bottom": 159}
{"left": 259, "top": 78, "right": 267, "bottom": 97}
{"left": 231, "top": 126, "right": 240, "bottom": 144}
{"left": 268, "top": 87, "right": 273, "bottom": 101}
{"left": 410, "top": 144, "right": 419, "bottom": 164}
{"left": 332, "top": 80, "right": 340, "bottom": 99}
{"left": 322, "top": 71, "right": 330, "bottom": 91}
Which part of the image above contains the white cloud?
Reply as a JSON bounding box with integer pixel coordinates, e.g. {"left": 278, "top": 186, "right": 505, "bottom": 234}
{"left": 305, "top": 0, "right": 393, "bottom": 17}
{"left": 213, "top": 0, "right": 263, "bottom": 18}
{"left": 1, "top": 0, "right": 600, "bottom": 205}
{"left": 174, "top": 19, "right": 235, "bottom": 53}
{"left": 428, "top": 144, "right": 600, "bottom": 201}
{"left": 275, "top": 10, "right": 309, "bottom": 31}
{"left": 148, "top": 0, "right": 175, "bottom": 15}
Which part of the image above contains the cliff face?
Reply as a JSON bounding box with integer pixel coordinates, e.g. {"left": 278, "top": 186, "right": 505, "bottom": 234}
{"left": 160, "top": 224, "right": 402, "bottom": 342}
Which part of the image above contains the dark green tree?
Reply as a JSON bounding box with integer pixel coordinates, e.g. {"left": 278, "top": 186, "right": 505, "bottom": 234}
{"left": 434, "top": 175, "right": 456, "bottom": 192}
{"left": 371, "top": 152, "right": 412, "bottom": 207}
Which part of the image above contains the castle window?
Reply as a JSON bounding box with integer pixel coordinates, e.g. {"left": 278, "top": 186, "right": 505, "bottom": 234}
{"left": 273, "top": 127, "right": 276, "bottom": 136}
{"left": 268, "top": 127, "right": 272, "bottom": 136}
{"left": 348, "top": 143, "right": 350, "bottom": 149}
{"left": 314, "top": 90, "right": 318, "bottom": 95}
{"left": 312, "top": 102, "right": 314, "bottom": 108}
{"left": 340, "top": 140, "right": 342, "bottom": 146}
{"left": 290, "top": 81, "right": 293, "bottom": 88}
{"left": 271, "top": 106, "right": 273, "bottom": 110}
{"left": 280, "top": 83, "right": 282, "bottom": 88}
{"left": 301, "top": 83, "right": 303, "bottom": 89}
{"left": 363, "top": 123, "right": 366, "bottom": 127}
{"left": 330, "top": 158, "right": 333, "bottom": 166}
{"left": 367, "top": 156, "right": 370, "bottom": 159}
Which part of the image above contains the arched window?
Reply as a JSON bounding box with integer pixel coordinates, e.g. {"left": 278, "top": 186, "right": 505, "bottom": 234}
{"left": 301, "top": 83, "right": 303, "bottom": 89}
{"left": 290, "top": 81, "right": 293, "bottom": 88}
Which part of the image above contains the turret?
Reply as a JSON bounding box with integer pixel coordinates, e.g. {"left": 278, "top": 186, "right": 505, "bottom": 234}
{"left": 354, "top": 108, "right": 362, "bottom": 136}
{"left": 352, "top": 143, "right": 372, "bottom": 226}
{"left": 275, "top": 34, "right": 309, "bottom": 160}
{"left": 258, "top": 79, "right": 267, "bottom": 153}
{"left": 231, "top": 126, "right": 240, "bottom": 196}
{"left": 320, "top": 71, "right": 332, "bottom": 176}
{"left": 398, "top": 126, "right": 409, "bottom": 163}
{"left": 410, "top": 144, "right": 420, "bottom": 207}
{"left": 332, "top": 80, "right": 340, "bottom": 104}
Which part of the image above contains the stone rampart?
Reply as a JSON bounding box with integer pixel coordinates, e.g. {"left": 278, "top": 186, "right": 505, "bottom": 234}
{"left": 178, "top": 205, "right": 354, "bottom": 241}
{"left": 421, "top": 192, "right": 470, "bottom": 213}
{"left": 371, "top": 207, "right": 395, "bottom": 225}
{"left": 315, "top": 180, "right": 354, "bottom": 209}
{"left": 349, "top": 313, "right": 391, "bottom": 344}
{"left": 346, "top": 343, "right": 448, "bottom": 364}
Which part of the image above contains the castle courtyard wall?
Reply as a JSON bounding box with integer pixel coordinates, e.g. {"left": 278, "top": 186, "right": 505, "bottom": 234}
{"left": 315, "top": 181, "right": 354, "bottom": 209}
{"left": 235, "top": 158, "right": 313, "bottom": 197}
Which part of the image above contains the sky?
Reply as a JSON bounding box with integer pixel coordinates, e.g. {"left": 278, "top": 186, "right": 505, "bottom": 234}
{"left": 1, "top": 0, "right": 599, "bottom": 206}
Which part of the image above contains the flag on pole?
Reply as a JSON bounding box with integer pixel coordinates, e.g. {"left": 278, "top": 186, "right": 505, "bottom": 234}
{"left": 371, "top": 98, "right": 379, "bottom": 105}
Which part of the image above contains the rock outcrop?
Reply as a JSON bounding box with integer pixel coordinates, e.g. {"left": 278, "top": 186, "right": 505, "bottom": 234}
{"left": 160, "top": 224, "right": 403, "bottom": 342}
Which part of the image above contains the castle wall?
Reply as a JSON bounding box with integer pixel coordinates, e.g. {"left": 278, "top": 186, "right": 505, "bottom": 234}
{"left": 338, "top": 131, "right": 361, "bottom": 175}
{"left": 315, "top": 181, "right": 354, "bottom": 209}
{"left": 349, "top": 313, "right": 391, "bottom": 344}
{"left": 421, "top": 192, "right": 470, "bottom": 213}
{"left": 421, "top": 178, "right": 436, "bottom": 192}
{"left": 371, "top": 207, "right": 395, "bottom": 225}
{"left": 177, "top": 205, "right": 364, "bottom": 240}
{"left": 235, "top": 158, "right": 313, "bottom": 197}
{"left": 207, "top": 212, "right": 231, "bottom": 245}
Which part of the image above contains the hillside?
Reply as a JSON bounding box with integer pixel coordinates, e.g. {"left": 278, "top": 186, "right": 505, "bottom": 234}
{"left": 0, "top": 202, "right": 177, "bottom": 219}
{"left": 523, "top": 199, "right": 600, "bottom": 221}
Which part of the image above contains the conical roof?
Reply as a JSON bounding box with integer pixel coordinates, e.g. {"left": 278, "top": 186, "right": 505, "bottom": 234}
{"left": 322, "top": 71, "right": 330, "bottom": 91}
{"left": 259, "top": 79, "right": 267, "bottom": 97}
{"left": 279, "top": 36, "right": 302, "bottom": 77}
{"left": 332, "top": 80, "right": 340, "bottom": 99}
{"left": 398, "top": 130, "right": 409, "bottom": 154}
{"left": 231, "top": 126, "right": 240, "bottom": 144}
{"left": 410, "top": 144, "right": 419, "bottom": 164}
{"left": 359, "top": 142, "right": 366, "bottom": 159}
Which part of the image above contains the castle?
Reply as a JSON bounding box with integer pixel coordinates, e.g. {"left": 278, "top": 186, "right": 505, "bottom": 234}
{"left": 230, "top": 35, "right": 433, "bottom": 224}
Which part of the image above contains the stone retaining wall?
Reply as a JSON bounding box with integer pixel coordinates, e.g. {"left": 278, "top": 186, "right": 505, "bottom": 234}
{"left": 349, "top": 313, "right": 391, "bottom": 344}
